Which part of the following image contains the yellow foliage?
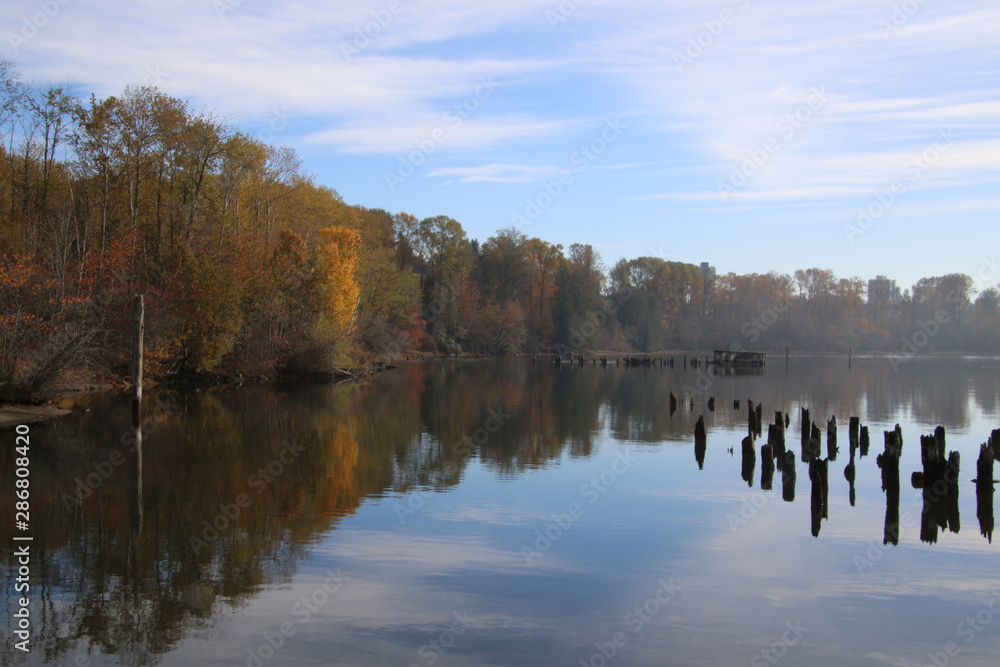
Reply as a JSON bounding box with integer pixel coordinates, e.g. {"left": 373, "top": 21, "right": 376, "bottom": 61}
{"left": 317, "top": 226, "right": 362, "bottom": 334}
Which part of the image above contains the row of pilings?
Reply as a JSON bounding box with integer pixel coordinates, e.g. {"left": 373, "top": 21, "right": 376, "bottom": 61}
{"left": 546, "top": 354, "right": 722, "bottom": 370}
{"left": 687, "top": 395, "right": 997, "bottom": 543}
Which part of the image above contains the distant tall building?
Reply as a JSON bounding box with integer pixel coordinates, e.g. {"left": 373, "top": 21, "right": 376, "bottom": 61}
{"left": 867, "top": 275, "right": 901, "bottom": 304}
{"left": 699, "top": 262, "right": 716, "bottom": 285}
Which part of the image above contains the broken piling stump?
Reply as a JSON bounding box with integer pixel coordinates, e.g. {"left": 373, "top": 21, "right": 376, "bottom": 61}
{"left": 694, "top": 415, "right": 707, "bottom": 470}
{"left": 741, "top": 435, "right": 756, "bottom": 487}
{"left": 782, "top": 451, "right": 796, "bottom": 502}
{"left": 761, "top": 443, "right": 775, "bottom": 491}
{"left": 976, "top": 442, "right": 995, "bottom": 543}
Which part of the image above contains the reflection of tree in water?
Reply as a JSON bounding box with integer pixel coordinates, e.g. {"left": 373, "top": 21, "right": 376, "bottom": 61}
{"left": 1, "top": 356, "right": 996, "bottom": 665}
{"left": 0, "top": 385, "right": 363, "bottom": 666}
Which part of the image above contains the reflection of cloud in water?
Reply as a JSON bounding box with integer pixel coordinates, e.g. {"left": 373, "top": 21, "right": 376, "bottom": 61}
{"left": 425, "top": 502, "right": 552, "bottom": 526}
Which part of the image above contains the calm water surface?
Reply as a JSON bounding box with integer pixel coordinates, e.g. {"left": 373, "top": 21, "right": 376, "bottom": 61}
{"left": 2, "top": 356, "right": 1000, "bottom": 666}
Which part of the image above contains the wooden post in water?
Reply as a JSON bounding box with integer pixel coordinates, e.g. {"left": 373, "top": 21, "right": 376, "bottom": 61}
{"left": 694, "top": 416, "right": 707, "bottom": 470}
{"left": 132, "top": 294, "right": 144, "bottom": 427}
{"left": 741, "top": 435, "right": 756, "bottom": 487}
{"left": 761, "top": 443, "right": 774, "bottom": 491}
{"left": 809, "top": 457, "right": 829, "bottom": 537}
{"left": 782, "top": 451, "right": 796, "bottom": 502}
{"left": 976, "top": 443, "right": 995, "bottom": 543}
{"left": 809, "top": 422, "right": 822, "bottom": 461}
{"left": 878, "top": 427, "right": 902, "bottom": 545}
{"left": 827, "top": 416, "right": 838, "bottom": 461}
{"left": 131, "top": 294, "right": 144, "bottom": 532}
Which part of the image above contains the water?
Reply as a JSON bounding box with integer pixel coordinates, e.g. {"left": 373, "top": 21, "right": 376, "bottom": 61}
{"left": 2, "top": 356, "right": 999, "bottom": 666}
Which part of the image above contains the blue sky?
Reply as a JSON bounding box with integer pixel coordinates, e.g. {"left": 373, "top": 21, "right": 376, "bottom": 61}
{"left": 4, "top": 0, "right": 999, "bottom": 294}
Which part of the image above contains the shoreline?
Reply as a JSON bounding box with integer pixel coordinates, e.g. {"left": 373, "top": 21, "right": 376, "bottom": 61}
{"left": 5, "top": 349, "right": 998, "bottom": 428}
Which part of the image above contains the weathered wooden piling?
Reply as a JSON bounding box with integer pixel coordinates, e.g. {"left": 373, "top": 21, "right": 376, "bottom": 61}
{"left": 804, "top": 423, "right": 822, "bottom": 463}
{"left": 741, "top": 435, "right": 756, "bottom": 487}
{"left": 131, "top": 294, "right": 144, "bottom": 532}
{"left": 669, "top": 391, "right": 677, "bottom": 415}
{"left": 991, "top": 429, "right": 1000, "bottom": 460}
{"left": 918, "top": 427, "right": 947, "bottom": 496}
{"left": 849, "top": 416, "right": 860, "bottom": 455}
{"left": 877, "top": 426, "right": 903, "bottom": 546}
{"left": 761, "top": 443, "right": 775, "bottom": 491}
{"left": 946, "top": 450, "right": 961, "bottom": 535}
{"left": 810, "top": 458, "right": 829, "bottom": 537}
{"left": 827, "top": 416, "right": 838, "bottom": 461}
{"left": 977, "top": 443, "right": 995, "bottom": 543}
{"left": 733, "top": 399, "right": 740, "bottom": 410}
{"left": 770, "top": 417, "right": 786, "bottom": 472}
{"left": 694, "top": 415, "right": 707, "bottom": 470}
{"left": 800, "top": 408, "right": 811, "bottom": 445}
{"left": 918, "top": 428, "right": 952, "bottom": 543}
{"left": 748, "top": 400, "right": 757, "bottom": 434}
{"left": 860, "top": 425, "right": 870, "bottom": 458}
{"left": 845, "top": 448, "right": 857, "bottom": 507}
{"left": 132, "top": 294, "right": 144, "bottom": 428}
{"left": 782, "top": 451, "right": 796, "bottom": 502}
{"left": 755, "top": 403, "right": 763, "bottom": 437}
{"left": 708, "top": 397, "right": 715, "bottom": 412}
{"left": 877, "top": 426, "right": 903, "bottom": 493}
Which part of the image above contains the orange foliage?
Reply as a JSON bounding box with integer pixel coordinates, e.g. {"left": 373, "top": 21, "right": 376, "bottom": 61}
{"left": 316, "top": 226, "right": 361, "bottom": 333}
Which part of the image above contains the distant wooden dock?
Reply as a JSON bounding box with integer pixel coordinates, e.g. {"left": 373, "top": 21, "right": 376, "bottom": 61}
{"left": 711, "top": 350, "right": 766, "bottom": 368}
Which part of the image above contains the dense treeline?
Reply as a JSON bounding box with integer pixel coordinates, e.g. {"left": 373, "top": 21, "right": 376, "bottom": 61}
{"left": 1, "top": 61, "right": 998, "bottom": 399}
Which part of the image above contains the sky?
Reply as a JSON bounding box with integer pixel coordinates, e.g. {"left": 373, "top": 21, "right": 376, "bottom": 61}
{"left": 3, "top": 0, "right": 999, "bottom": 294}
